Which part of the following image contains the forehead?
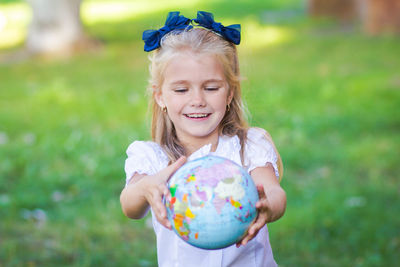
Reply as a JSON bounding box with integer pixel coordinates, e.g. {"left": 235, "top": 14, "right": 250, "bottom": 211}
{"left": 163, "top": 52, "right": 226, "bottom": 84}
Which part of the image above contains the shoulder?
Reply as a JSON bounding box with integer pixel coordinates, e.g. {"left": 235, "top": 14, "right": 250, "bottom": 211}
{"left": 247, "top": 127, "right": 269, "bottom": 140}
{"left": 126, "top": 140, "right": 169, "bottom": 166}
{"left": 246, "top": 127, "right": 275, "bottom": 148}
{"left": 124, "top": 141, "right": 169, "bottom": 180}
{"left": 245, "top": 127, "right": 283, "bottom": 180}
{"left": 126, "top": 141, "right": 165, "bottom": 158}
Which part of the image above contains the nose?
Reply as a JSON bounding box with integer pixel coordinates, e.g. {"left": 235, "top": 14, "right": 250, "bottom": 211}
{"left": 190, "top": 89, "right": 206, "bottom": 107}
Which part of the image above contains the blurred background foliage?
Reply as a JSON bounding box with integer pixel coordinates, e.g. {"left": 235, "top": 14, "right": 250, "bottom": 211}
{"left": 0, "top": 0, "right": 399, "bottom": 266}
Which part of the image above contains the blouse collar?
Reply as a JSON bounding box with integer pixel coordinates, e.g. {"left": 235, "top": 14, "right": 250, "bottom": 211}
{"left": 187, "top": 134, "right": 242, "bottom": 166}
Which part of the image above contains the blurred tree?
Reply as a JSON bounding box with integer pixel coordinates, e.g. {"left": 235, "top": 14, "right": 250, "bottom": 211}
{"left": 309, "top": 0, "right": 400, "bottom": 34}
{"left": 308, "top": 0, "right": 358, "bottom": 22}
{"left": 360, "top": 0, "right": 400, "bottom": 34}
{"left": 26, "top": 0, "right": 96, "bottom": 55}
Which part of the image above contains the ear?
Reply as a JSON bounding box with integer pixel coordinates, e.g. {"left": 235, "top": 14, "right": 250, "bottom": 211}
{"left": 153, "top": 85, "right": 165, "bottom": 108}
{"left": 227, "top": 89, "right": 234, "bottom": 106}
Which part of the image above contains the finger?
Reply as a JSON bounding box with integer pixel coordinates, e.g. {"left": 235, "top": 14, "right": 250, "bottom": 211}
{"left": 238, "top": 232, "right": 254, "bottom": 247}
{"left": 162, "top": 185, "right": 172, "bottom": 201}
{"left": 145, "top": 186, "right": 171, "bottom": 229}
{"left": 168, "top": 156, "right": 187, "bottom": 174}
{"left": 256, "top": 197, "right": 269, "bottom": 209}
{"left": 256, "top": 185, "right": 268, "bottom": 209}
{"left": 148, "top": 187, "right": 164, "bottom": 214}
{"left": 241, "top": 235, "right": 252, "bottom": 246}
{"left": 236, "top": 231, "right": 248, "bottom": 248}
{"left": 256, "top": 184, "right": 266, "bottom": 199}
{"left": 238, "top": 213, "right": 268, "bottom": 246}
{"left": 158, "top": 202, "right": 167, "bottom": 218}
{"left": 161, "top": 156, "right": 187, "bottom": 182}
{"left": 239, "top": 222, "right": 263, "bottom": 247}
{"left": 158, "top": 204, "right": 171, "bottom": 229}
{"left": 236, "top": 229, "right": 251, "bottom": 247}
{"left": 157, "top": 211, "right": 171, "bottom": 229}
{"left": 249, "top": 217, "right": 266, "bottom": 235}
{"left": 152, "top": 190, "right": 167, "bottom": 218}
{"left": 152, "top": 196, "right": 171, "bottom": 229}
{"left": 154, "top": 211, "right": 171, "bottom": 229}
{"left": 236, "top": 218, "right": 258, "bottom": 247}
{"left": 159, "top": 183, "right": 169, "bottom": 197}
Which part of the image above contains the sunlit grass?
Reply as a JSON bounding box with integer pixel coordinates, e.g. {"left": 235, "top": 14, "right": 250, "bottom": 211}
{"left": 0, "top": 3, "right": 30, "bottom": 49}
{"left": 243, "top": 20, "right": 293, "bottom": 49}
{"left": 82, "top": 0, "right": 202, "bottom": 24}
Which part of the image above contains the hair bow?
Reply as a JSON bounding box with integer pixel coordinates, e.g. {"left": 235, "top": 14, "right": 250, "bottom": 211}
{"left": 142, "top": 11, "right": 192, "bottom": 52}
{"left": 192, "top": 11, "right": 241, "bottom": 45}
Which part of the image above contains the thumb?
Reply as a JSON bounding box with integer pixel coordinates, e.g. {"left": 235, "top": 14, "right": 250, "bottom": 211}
{"left": 256, "top": 184, "right": 266, "bottom": 199}
{"left": 161, "top": 156, "right": 187, "bottom": 182}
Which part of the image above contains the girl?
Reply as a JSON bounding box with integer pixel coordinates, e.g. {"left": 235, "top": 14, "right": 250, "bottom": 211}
{"left": 120, "top": 11, "right": 286, "bottom": 267}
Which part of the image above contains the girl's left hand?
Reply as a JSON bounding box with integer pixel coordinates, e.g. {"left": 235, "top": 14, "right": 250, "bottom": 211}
{"left": 236, "top": 185, "right": 270, "bottom": 247}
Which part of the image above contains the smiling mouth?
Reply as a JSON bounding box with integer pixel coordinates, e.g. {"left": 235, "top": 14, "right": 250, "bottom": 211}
{"left": 184, "top": 113, "right": 211, "bottom": 119}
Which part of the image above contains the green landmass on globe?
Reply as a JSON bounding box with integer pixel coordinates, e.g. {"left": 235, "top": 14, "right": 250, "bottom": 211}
{"left": 165, "top": 155, "right": 259, "bottom": 250}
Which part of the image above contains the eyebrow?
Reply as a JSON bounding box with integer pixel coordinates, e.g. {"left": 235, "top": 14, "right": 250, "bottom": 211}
{"left": 169, "top": 80, "right": 189, "bottom": 86}
{"left": 169, "top": 79, "right": 225, "bottom": 86}
{"left": 204, "top": 79, "right": 225, "bottom": 84}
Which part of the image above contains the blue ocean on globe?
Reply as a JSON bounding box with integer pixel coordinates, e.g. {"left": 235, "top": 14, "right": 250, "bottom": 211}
{"left": 165, "top": 155, "right": 259, "bottom": 250}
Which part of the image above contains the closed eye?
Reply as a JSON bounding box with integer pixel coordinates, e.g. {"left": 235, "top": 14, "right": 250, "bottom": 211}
{"left": 205, "top": 87, "right": 219, "bottom": 91}
{"left": 174, "top": 88, "right": 188, "bottom": 93}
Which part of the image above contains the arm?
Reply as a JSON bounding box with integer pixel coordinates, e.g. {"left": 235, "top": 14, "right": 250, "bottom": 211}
{"left": 120, "top": 156, "right": 186, "bottom": 229}
{"left": 120, "top": 173, "right": 151, "bottom": 220}
{"left": 236, "top": 163, "right": 287, "bottom": 247}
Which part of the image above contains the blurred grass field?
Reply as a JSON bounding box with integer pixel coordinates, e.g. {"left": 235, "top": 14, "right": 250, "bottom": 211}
{"left": 1, "top": 0, "right": 400, "bottom": 266}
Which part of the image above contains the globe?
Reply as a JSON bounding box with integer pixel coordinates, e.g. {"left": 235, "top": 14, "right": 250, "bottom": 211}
{"left": 165, "top": 155, "right": 259, "bottom": 250}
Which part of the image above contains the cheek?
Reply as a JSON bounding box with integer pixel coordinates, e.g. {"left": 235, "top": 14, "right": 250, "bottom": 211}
{"left": 164, "top": 95, "right": 184, "bottom": 114}
{"left": 214, "top": 94, "right": 230, "bottom": 110}
{"left": 162, "top": 92, "right": 176, "bottom": 106}
{"left": 217, "top": 100, "right": 228, "bottom": 110}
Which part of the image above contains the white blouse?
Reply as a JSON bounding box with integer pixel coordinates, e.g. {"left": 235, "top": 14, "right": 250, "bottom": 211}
{"left": 124, "top": 128, "right": 279, "bottom": 267}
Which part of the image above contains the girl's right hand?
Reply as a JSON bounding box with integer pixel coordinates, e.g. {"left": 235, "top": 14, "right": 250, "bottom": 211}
{"left": 142, "top": 156, "right": 186, "bottom": 229}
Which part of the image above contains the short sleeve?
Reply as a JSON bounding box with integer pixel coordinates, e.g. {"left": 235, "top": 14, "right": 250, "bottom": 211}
{"left": 124, "top": 141, "right": 168, "bottom": 185}
{"left": 245, "top": 128, "right": 280, "bottom": 179}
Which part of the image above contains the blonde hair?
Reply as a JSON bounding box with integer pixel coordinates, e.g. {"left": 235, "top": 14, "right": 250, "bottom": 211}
{"left": 146, "top": 27, "right": 283, "bottom": 179}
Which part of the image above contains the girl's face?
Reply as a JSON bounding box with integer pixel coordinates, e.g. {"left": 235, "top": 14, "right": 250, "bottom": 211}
{"left": 155, "top": 51, "right": 232, "bottom": 147}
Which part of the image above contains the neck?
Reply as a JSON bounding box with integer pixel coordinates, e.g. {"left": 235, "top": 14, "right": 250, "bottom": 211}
{"left": 179, "top": 133, "right": 219, "bottom": 156}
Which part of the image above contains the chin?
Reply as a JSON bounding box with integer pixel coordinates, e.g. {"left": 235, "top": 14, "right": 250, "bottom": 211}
{"left": 190, "top": 129, "right": 218, "bottom": 139}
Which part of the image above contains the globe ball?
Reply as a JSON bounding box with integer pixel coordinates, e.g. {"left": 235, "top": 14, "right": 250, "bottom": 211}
{"left": 165, "top": 155, "right": 259, "bottom": 250}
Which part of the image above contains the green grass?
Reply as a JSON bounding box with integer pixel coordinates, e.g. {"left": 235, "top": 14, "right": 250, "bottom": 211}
{"left": 1, "top": 0, "right": 399, "bottom": 266}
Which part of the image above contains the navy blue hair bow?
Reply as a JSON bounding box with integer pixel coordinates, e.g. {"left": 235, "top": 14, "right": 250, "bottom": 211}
{"left": 142, "top": 11, "right": 192, "bottom": 52}
{"left": 193, "top": 11, "right": 241, "bottom": 45}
